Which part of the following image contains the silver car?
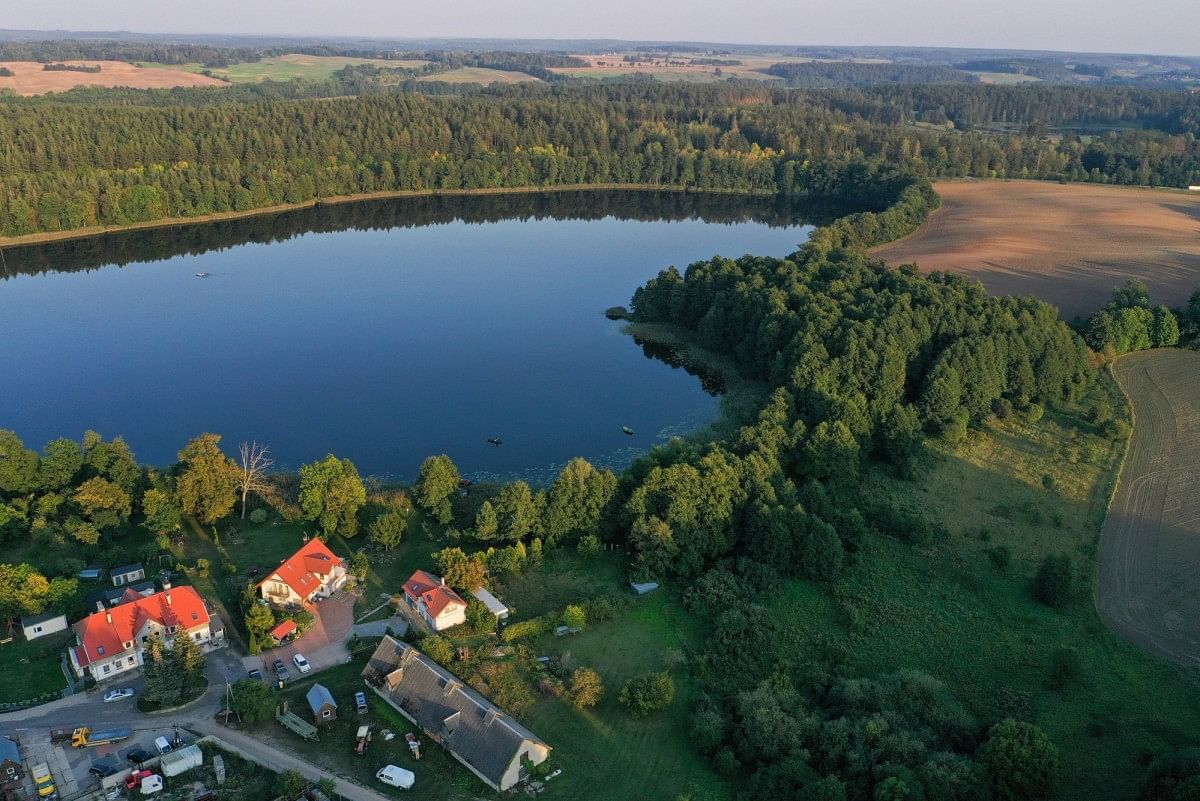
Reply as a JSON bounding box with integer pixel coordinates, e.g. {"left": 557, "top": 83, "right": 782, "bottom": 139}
{"left": 103, "top": 688, "right": 135, "bottom": 703}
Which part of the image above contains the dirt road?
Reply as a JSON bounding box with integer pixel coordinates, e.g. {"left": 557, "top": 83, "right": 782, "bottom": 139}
{"left": 1097, "top": 349, "right": 1200, "bottom": 665}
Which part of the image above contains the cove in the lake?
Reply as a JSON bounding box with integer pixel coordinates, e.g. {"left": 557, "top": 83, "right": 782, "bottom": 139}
{"left": 1, "top": 190, "right": 824, "bottom": 484}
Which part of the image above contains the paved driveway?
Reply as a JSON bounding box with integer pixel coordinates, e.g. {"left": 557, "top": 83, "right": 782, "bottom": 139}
{"left": 258, "top": 592, "right": 355, "bottom": 674}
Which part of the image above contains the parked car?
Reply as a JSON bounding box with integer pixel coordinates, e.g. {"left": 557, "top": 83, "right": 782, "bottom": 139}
{"left": 126, "top": 749, "right": 154, "bottom": 766}
{"left": 90, "top": 760, "right": 120, "bottom": 778}
{"left": 103, "top": 687, "right": 135, "bottom": 703}
{"left": 292, "top": 653, "right": 311, "bottom": 674}
{"left": 153, "top": 736, "right": 173, "bottom": 755}
{"left": 125, "top": 769, "right": 153, "bottom": 790}
{"left": 376, "top": 765, "right": 415, "bottom": 789}
{"left": 272, "top": 659, "right": 290, "bottom": 681}
{"left": 355, "top": 691, "right": 368, "bottom": 714}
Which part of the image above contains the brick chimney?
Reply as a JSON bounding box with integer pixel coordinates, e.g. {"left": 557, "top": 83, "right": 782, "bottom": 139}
{"left": 105, "top": 610, "right": 113, "bottom": 624}
{"left": 165, "top": 591, "right": 172, "bottom": 606}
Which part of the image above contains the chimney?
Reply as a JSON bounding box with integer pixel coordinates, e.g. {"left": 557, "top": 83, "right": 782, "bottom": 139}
{"left": 440, "top": 576, "right": 445, "bottom": 586}
{"left": 165, "top": 591, "right": 172, "bottom": 606}
{"left": 105, "top": 610, "right": 113, "bottom": 624}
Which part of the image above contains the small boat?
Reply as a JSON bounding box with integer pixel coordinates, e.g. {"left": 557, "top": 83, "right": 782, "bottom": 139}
{"left": 458, "top": 478, "right": 473, "bottom": 488}
{"left": 622, "top": 426, "right": 635, "bottom": 436}
{"left": 487, "top": 437, "right": 503, "bottom": 446}
{"left": 194, "top": 272, "right": 210, "bottom": 278}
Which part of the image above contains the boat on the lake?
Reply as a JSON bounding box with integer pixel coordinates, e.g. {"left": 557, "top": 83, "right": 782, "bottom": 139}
{"left": 195, "top": 272, "right": 210, "bottom": 278}
{"left": 622, "top": 426, "right": 635, "bottom": 436}
{"left": 487, "top": 437, "right": 503, "bottom": 446}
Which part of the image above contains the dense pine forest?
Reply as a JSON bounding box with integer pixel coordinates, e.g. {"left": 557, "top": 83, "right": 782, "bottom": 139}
{"left": 1, "top": 82, "right": 1199, "bottom": 238}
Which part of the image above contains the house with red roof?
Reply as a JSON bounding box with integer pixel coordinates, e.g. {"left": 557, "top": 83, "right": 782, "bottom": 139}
{"left": 257, "top": 538, "right": 348, "bottom": 607}
{"left": 67, "top": 586, "right": 214, "bottom": 682}
{"left": 402, "top": 570, "right": 468, "bottom": 632}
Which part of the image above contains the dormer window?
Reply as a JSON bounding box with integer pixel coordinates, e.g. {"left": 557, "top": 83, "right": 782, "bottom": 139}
{"left": 96, "top": 646, "right": 105, "bottom": 656}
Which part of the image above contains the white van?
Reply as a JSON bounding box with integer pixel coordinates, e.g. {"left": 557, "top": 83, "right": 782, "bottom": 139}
{"left": 376, "top": 765, "right": 415, "bottom": 789}
{"left": 154, "top": 736, "right": 173, "bottom": 755}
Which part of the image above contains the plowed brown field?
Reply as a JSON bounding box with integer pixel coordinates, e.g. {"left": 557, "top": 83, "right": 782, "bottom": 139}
{"left": 871, "top": 181, "right": 1200, "bottom": 318}
{"left": 0, "top": 60, "right": 226, "bottom": 95}
{"left": 1098, "top": 348, "right": 1200, "bottom": 665}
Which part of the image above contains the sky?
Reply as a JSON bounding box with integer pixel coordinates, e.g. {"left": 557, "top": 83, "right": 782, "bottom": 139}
{"left": 5, "top": 0, "right": 1199, "bottom": 57}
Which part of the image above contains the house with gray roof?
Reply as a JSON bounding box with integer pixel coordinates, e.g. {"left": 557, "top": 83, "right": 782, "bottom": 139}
{"left": 362, "top": 636, "right": 550, "bottom": 791}
{"left": 0, "top": 735, "right": 22, "bottom": 792}
{"left": 305, "top": 683, "right": 338, "bottom": 724}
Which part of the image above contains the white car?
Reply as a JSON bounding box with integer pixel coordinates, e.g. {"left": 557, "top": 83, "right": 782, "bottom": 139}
{"left": 376, "top": 765, "right": 415, "bottom": 789}
{"left": 103, "top": 688, "right": 135, "bottom": 703}
{"left": 292, "top": 653, "right": 311, "bottom": 674}
{"left": 153, "top": 736, "right": 173, "bottom": 755}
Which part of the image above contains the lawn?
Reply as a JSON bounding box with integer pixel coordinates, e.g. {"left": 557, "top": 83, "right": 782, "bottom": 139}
{"left": 761, "top": 376, "right": 1200, "bottom": 801}
{"left": 493, "top": 549, "right": 627, "bottom": 619}
{"left": 141, "top": 54, "right": 429, "bottom": 83}
{"left": 0, "top": 630, "right": 71, "bottom": 706}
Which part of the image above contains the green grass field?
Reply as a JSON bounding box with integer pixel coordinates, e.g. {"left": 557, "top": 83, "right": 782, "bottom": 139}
{"left": 143, "top": 54, "right": 429, "bottom": 83}
{"left": 0, "top": 630, "right": 71, "bottom": 705}
{"left": 418, "top": 67, "right": 540, "bottom": 85}
{"left": 761, "top": 376, "right": 1200, "bottom": 800}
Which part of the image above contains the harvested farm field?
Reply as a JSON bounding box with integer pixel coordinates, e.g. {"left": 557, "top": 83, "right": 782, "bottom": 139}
{"left": 1098, "top": 349, "right": 1200, "bottom": 666}
{"left": 871, "top": 181, "right": 1200, "bottom": 318}
{"left": 0, "top": 60, "right": 227, "bottom": 95}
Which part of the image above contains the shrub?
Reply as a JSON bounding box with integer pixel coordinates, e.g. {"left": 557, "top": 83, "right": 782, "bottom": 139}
{"left": 987, "top": 545, "right": 1012, "bottom": 571}
{"left": 578, "top": 533, "right": 602, "bottom": 557}
{"left": 466, "top": 597, "right": 494, "bottom": 632}
{"left": 1024, "top": 403, "right": 1045, "bottom": 423}
{"left": 369, "top": 509, "right": 407, "bottom": 550}
{"left": 1048, "top": 647, "right": 1082, "bottom": 692}
{"left": 567, "top": 667, "right": 604, "bottom": 708}
{"left": 561, "top": 604, "right": 587, "bottom": 630}
{"left": 619, "top": 671, "right": 675, "bottom": 717}
{"left": 584, "top": 595, "right": 618, "bottom": 623}
{"left": 978, "top": 719, "right": 1059, "bottom": 801}
{"left": 420, "top": 634, "right": 455, "bottom": 665}
{"left": 228, "top": 678, "right": 276, "bottom": 722}
{"left": 502, "top": 615, "right": 552, "bottom": 643}
{"left": 1032, "top": 553, "right": 1074, "bottom": 609}
{"left": 249, "top": 508, "right": 268, "bottom": 524}
{"left": 992, "top": 398, "right": 1014, "bottom": 419}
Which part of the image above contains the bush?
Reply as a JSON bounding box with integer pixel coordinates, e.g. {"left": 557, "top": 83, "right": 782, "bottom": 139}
{"left": 987, "top": 545, "right": 1012, "bottom": 571}
{"left": 1032, "top": 553, "right": 1074, "bottom": 609}
{"left": 502, "top": 615, "right": 553, "bottom": 643}
{"left": 466, "top": 597, "right": 495, "bottom": 632}
{"left": 249, "top": 508, "right": 268, "bottom": 524}
{"left": 1048, "top": 647, "right": 1082, "bottom": 692}
{"left": 369, "top": 509, "right": 407, "bottom": 550}
{"left": 561, "top": 604, "right": 587, "bottom": 630}
{"left": 420, "top": 634, "right": 455, "bottom": 665}
{"left": 619, "top": 671, "right": 675, "bottom": 717}
{"left": 229, "top": 678, "right": 276, "bottom": 722}
{"left": 567, "top": 667, "right": 604, "bottom": 708}
{"left": 992, "top": 398, "right": 1014, "bottom": 419}
{"left": 1024, "top": 403, "right": 1045, "bottom": 423}
{"left": 578, "top": 533, "right": 602, "bottom": 557}
{"left": 978, "top": 719, "right": 1059, "bottom": 801}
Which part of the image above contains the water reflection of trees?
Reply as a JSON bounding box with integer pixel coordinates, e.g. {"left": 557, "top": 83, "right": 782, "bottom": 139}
{"left": 1, "top": 190, "right": 841, "bottom": 279}
{"left": 633, "top": 336, "right": 726, "bottom": 396}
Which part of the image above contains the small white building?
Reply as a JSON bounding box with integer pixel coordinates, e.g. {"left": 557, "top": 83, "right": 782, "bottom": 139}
{"left": 21, "top": 613, "right": 68, "bottom": 641}
{"left": 470, "top": 587, "right": 510, "bottom": 621}
{"left": 1189, "top": 185, "right": 1200, "bottom": 191}
{"left": 111, "top": 563, "right": 146, "bottom": 587}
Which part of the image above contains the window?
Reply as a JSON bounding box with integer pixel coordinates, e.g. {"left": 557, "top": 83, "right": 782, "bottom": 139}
{"left": 96, "top": 645, "right": 105, "bottom": 656}
{"left": 34, "top": 626, "right": 42, "bottom": 633}
{"left": 322, "top": 709, "right": 332, "bottom": 719}
{"left": 127, "top": 657, "right": 135, "bottom": 665}
{"left": 194, "top": 633, "right": 202, "bottom": 641}
{"left": 101, "top": 664, "right": 110, "bottom": 674}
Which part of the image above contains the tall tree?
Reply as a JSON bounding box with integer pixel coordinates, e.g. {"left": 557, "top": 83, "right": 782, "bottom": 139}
{"left": 299, "top": 454, "right": 367, "bottom": 537}
{"left": 0, "top": 430, "right": 39, "bottom": 496}
{"left": 236, "top": 441, "right": 274, "bottom": 520}
{"left": 175, "top": 434, "right": 238, "bottom": 525}
{"left": 414, "top": 455, "right": 460, "bottom": 525}
{"left": 39, "top": 437, "right": 83, "bottom": 491}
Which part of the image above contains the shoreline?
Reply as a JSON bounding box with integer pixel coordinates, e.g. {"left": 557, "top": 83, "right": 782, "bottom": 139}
{"left": 0, "top": 183, "right": 777, "bottom": 249}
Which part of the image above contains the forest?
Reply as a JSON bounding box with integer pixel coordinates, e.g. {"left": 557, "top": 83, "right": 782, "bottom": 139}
{"left": 1, "top": 82, "right": 1199, "bottom": 238}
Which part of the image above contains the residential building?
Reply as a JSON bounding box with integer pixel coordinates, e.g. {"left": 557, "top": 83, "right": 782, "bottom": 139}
{"left": 306, "top": 683, "right": 338, "bottom": 724}
{"left": 111, "top": 563, "right": 146, "bottom": 587}
{"left": 402, "top": 570, "right": 467, "bottom": 632}
{"left": 67, "top": 586, "right": 215, "bottom": 682}
{"left": 20, "top": 612, "right": 68, "bottom": 641}
{"left": 363, "top": 636, "right": 550, "bottom": 792}
{"left": 0, "top": 736, "right": 21, "bottom": 794}
{"left": 257, "top": 539, "right": 348, "bottom": 606}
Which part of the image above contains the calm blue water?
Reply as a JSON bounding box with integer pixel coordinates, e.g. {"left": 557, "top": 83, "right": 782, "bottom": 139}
{"left": 0, "top": 193, "right": 812, "bottom": 483}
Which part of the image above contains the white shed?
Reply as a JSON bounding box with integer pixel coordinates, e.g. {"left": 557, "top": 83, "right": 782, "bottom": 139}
{"left": 20, "top": 613, "right": 68, "bottom": 641}
{"left": 470, "top": 587, "right": 510, "bottom": 620}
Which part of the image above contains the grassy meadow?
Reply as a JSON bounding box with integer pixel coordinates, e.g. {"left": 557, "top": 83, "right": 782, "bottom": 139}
{"left": 143, "top": 54, "right": 429, "bottom": 83}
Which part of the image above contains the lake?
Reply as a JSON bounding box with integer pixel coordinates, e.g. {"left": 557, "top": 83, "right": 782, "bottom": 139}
{"left": 0, "top": 191, "right": 817, "bottom": 484}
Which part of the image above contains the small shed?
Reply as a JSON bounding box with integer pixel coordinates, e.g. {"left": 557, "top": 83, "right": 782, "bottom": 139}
{"left": 305, "top": 683, "right": 338, "bottom": 724}
{"left": 268, "top": 619, "right": 298, "bottom": 645}
{"left": 111, "top": 563, "right": 146, "bottom": 587}
{"left": 630, "top": 581, "right": 660, "bottom": 596}
{"left": 20, "top": 612, "right": 68, "bottom": 641}
{"left": 78, "top": 568, "right": 103, "bottom": 581}
{"left": 470, "top": 587, "right": 510, "bottom": 620}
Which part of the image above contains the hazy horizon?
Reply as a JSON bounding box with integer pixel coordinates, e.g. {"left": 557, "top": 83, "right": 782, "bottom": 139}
{"left": 5, "top": 0, "right": 1198, "bottom": 58}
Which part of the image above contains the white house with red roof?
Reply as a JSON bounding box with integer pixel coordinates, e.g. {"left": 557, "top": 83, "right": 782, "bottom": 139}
{"left": 257, "top": 538, "right": 348, "bottom": 607}
{"left": 67, "top": 586, "right": 214, "bottom": 681}
{"left": 402, "top": 570, "right": 468, "bottom": 632}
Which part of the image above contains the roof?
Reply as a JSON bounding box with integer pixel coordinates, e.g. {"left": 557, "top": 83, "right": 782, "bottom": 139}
{"left": 111, "top": 563, "right": 144, "bottom": 576}
{"left": 103, "top": 581, "right": 156, "bottom": 605}
{"left": 257, "top": 538, "right": 343, "bottom": 600}
{"left": 363, "top": 636, "right": 549, "bottom": 788}
{"left": 79, "top": 568, "right": 103, "bottom": 579}
{"left": 0, "top": 736, "right": 18, "bottom": 764}
{"left": 73, "top": 587, "right": 210, "bottom": 668}
{"left": 470, "top": 587, "right": 509, "bottom": 616}
{"left": 269, "top": 620, "right": 298, "bottom": 640}
{"left": 403, "top": 570, "right": 467, "bottom": 619}
{"left": 306, "top": 683, "right": 337, "bottom": 714}
{"left": 21, "top": 611, "right": 66, "bottom": 628}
